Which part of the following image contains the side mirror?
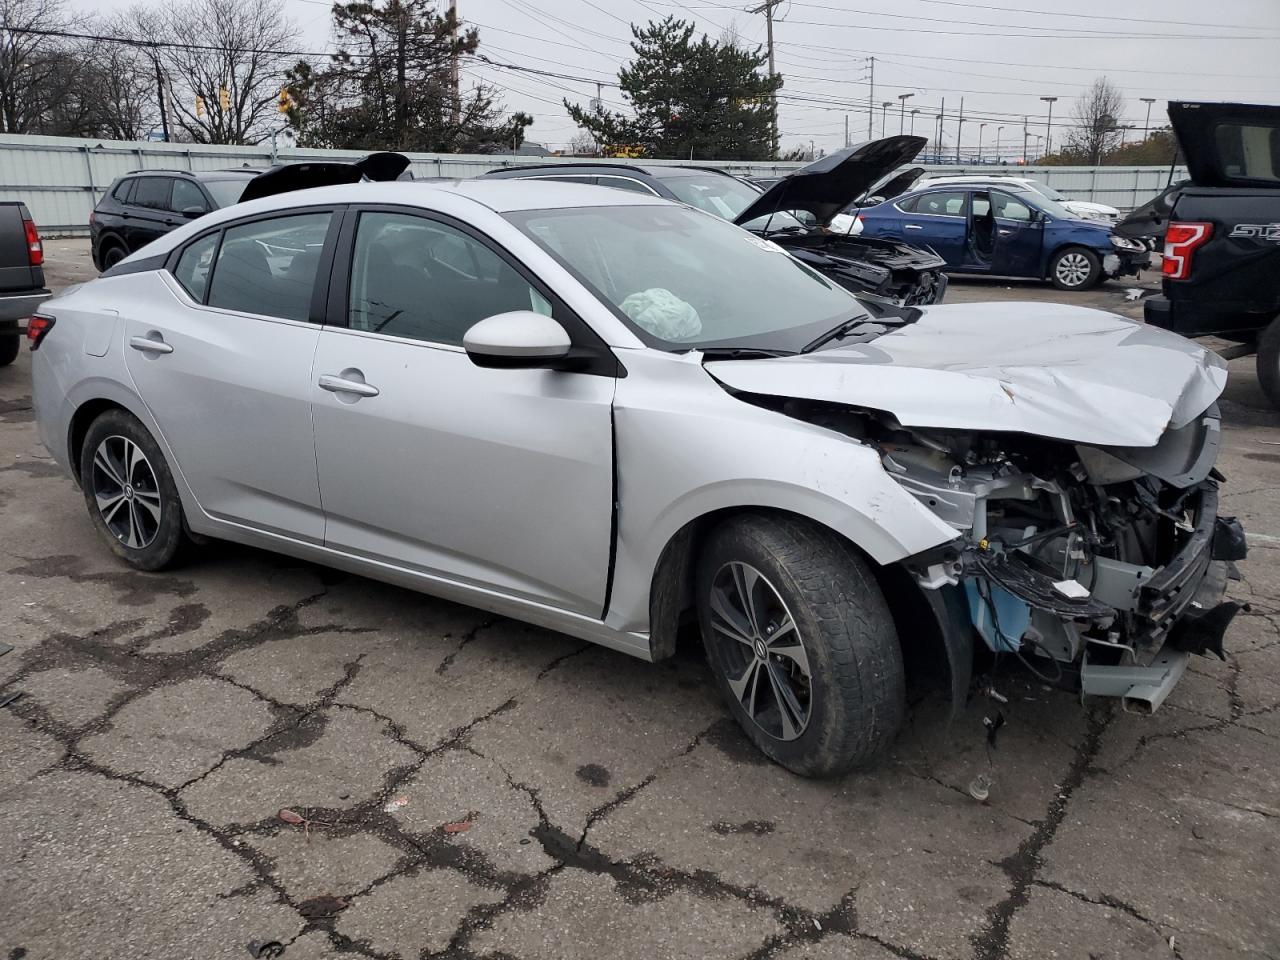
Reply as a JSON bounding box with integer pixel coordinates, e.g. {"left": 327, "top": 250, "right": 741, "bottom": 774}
{"left": 181, "top": 205, "right": 206, "bottom": 219}
{"left": 1028, "top": 208, "right": 1045, "bottom": 224}
{"left": 463, "top": 311, "right": 572, "bottom": 369}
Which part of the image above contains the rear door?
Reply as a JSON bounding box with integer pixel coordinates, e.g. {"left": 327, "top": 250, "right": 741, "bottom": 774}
{"left": 309, "top": 206, "right": 616, "bottom": 616}
{"left": 123, "top": 208, "right": 337, "bottom": 540}
{"left": 125, "top": 176, "right": 180, "bottom": 251}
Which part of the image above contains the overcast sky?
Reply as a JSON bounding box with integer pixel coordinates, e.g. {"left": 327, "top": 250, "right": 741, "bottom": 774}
{"left": 98, "top": 0, "right": 1280, "bottom": 157}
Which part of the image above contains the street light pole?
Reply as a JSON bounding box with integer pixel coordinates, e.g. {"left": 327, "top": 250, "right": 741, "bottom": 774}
{"left": 978, "top": 122, "right": 986, "bottom": 162}
{"left": 881, "top": 101, "right": 891, "bottom": 139}
{"left": 1022, "top": 117, "right": 1029, "bottom": 164}
{"left": 1040, "top": 96, "right": 1057, "bottom": 157}
{"left": 910, "top": 108, "right": 919, "bottom": 136}
{"left": 1140, "top": 97, "right": 1156, "bottom": 140}
{"left": 996, "top": 125, "right": 1004, "bottom": 161}
{"left": 898, "top": 92, "right": 914, "bottom": 135}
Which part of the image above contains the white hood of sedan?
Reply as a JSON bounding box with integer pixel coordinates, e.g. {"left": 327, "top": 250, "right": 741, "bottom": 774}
{"left": 705, "top": 302, "right": 1227, "bottom": 448}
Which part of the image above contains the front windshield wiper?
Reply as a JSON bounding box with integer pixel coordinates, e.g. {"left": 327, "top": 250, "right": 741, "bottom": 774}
{"left": 697, "top": 347, "right": 796, "bottom": 360}
{"left": 799, "top": 316, "right": 885, "bottom": 354}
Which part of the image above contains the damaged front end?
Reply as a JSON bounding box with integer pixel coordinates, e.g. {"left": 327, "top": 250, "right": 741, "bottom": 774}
{"left": 798, "top": 400, "right": 1247, "bottom": 713}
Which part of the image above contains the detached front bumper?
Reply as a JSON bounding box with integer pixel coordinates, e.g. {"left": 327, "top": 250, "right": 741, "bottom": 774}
{"left": 1103, "top": 250, "right": 1152, "bottom": 279}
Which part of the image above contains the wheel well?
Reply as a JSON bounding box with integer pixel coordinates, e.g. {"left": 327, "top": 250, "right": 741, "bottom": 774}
{"left": 646, "top": 505, "right": 965, "bottom": 709}
{"left": 1044, "top": 242, "right": 1099, "bottom": 277}
{"left": 67, "top": 399, "right": 127, "bottom": 484}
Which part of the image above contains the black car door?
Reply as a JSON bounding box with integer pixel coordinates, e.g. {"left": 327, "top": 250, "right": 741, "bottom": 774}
{"left": 126, "top": 176, "right": 179, "bottom": 251}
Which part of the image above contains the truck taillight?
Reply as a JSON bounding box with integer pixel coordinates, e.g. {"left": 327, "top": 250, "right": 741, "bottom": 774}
{"left": 23, "top": 216, "right": 42, "bottom": 266}
{"left": 26, "top": 315, "right": 54, "bottom": 349}
{"left": 1161, "top": 222, "right": 1212, "bottom": 280}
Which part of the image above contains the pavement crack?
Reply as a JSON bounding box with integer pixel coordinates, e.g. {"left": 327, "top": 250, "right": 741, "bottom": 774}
{"left": 436, "top": 618, "right": 501, "bottom": 676}
{"left": 970, "top": 706, "right": 1112, "bottom": 960}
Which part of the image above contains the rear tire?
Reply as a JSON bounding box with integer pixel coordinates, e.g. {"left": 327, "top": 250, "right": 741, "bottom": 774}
{"left": 100, "top": 242, "right": 127, "bottom": 271}
{"left": 1258, "top": 316, "right": 1280, "bottom": 410}
{"left": 0, "top": 334, "right": 18, "bottom": 367}
{"left": 695, "top": 513, "right": 905, "bottom": 777}
{"left": 79, "top": 409, "right": 189, "bottom": 571}
{"left": 1050, "top": 246, "right": 1102, "bottom": 291}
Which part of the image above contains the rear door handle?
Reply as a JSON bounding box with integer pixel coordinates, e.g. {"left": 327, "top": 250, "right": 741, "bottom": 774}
{"left": 318, "top": 374, "right": 380, "bottom": 398}
{"left": 129, "top": 335, "right": 173, "bottom": 355}
{"left": 904, "top": 224, "right": 923, "bottom": 231}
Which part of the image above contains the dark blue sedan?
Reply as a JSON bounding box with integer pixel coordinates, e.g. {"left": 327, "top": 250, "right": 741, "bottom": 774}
{"left": 853, "top": 183, "right": 1150, "bottom": 290}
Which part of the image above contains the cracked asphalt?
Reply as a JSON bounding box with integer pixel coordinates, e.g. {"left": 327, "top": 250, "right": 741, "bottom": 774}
{"left": 2, "top": 242, "right": 1278, "bottom": 960}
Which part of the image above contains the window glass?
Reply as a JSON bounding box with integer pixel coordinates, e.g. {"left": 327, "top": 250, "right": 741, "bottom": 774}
{"left": 203, "top": 177, "right": 251, "bottom": 208}
{"left": 173, "top": 232, "right": 219, "bottom": 302}
{"left": 896, "top": 195, "right": 919, "bottom": 212}
{"left": 1214, "top": 122, "right": 1280, "bottom": 182}
{"left": 207, "top": 212, "right": 331, "bottom": 321}
{"left": 170, "top": 179, "right": 208, "bottom": 213}
{"left": 599, "top": 176, "right": 657, "bottom": 195}
{"left": 540, "top": 175, "right": 597, "bottom": 185}
{"left": 111, "top": 179, "right": 135, "bottom": 203}
{"left": 348, "top": 211, "right": 548, "bottom": 345}
{"left": 992, "top": 191, "right": 1033, "bottom": 221}
{"left": 916, "top": 190, "right": 967, "bottom": 216}
{"left": 659, "top": 172, "right": 761, "bottom": 220}
{"left": 132, "top": 177, "right": 172, "bottom": 210}
{"left": 507, "top": 204, "right": 863, "bottom": 351}
{"left": 972, "top": 193, "right": 991, "bottom": 218}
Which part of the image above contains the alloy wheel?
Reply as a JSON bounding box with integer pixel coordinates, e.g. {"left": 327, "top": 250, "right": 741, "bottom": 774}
{"left": 1055, "top": 252, "right": 1092, "bottom": 288}
{"left": 707, "top": 561, "right": 812, "bottom": 741}
{"left": 90, "top": 435, "right": 162, "bottom": 549}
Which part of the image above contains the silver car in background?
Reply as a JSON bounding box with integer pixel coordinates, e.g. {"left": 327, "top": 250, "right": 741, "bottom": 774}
{"left": 30, "top": 179, "right": 1245, "bottom": 776}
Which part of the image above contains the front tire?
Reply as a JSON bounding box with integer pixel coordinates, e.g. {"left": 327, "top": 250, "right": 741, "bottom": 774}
{"left": 695, "top": 513, "right": 905, "bottom": 777}
{"left": 0, "top": 334, "right": 18, "bottom": 367}
{"left": 1258, "top": 316, "right": 1280, "bottom": 410}
{"left": 79, "top": 409, "right": 189, "bottom": 570}
{"left": 1050, "top": 246, "right": 1102, "bottom": 291}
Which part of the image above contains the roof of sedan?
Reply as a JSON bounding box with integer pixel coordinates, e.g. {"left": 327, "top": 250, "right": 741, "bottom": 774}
{"left": 241, "top": 177, "right": 671, "bottom": 214}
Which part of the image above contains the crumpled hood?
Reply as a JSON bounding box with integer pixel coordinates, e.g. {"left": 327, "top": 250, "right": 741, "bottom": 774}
{"left": 705, "top": 302, "right": 1227, "bottom": 448}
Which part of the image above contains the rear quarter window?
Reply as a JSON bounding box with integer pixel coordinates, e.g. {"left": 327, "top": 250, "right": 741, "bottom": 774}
{"left": 110, "top": 179, "right": 135, "bottom": 203}
{"left": 1214, "top": 123, "right": 1280, "bottom": 182}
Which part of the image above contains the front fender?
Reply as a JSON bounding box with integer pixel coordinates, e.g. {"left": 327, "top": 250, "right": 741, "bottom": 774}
{"left": 605, "top": 350, "right": 959, "bottom": 635}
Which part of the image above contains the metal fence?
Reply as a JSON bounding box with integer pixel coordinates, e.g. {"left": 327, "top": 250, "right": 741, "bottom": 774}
{"left": 0, "top": 133, "right": 1188, "bottom": 237}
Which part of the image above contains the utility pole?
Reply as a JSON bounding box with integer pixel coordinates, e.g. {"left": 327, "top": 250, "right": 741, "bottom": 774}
{"left": 449, "top": 0, "right": 460, "bottom": 127}
{"left": 1040, "top": 95, "right": 1057, "bottom": 157}
{"left": 1140, "top": 97, "right": 1156, "bottom": 140}
{"left": 150, "top": 49, "right": 170, "bottom": 142}
{"left": 897, "top": 92, "right": 913, "bottom": 135}
{"left": 955, "top": 97, "right": 964, "bottom": 163}
{"left": 750, "top": 0, "right": 782, "bottom": 158}
{"left": 866, "top": 56, "right": 874, "bottom": 140}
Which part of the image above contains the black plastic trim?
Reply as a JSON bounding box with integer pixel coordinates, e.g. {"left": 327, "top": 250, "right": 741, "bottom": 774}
{"left": 102, "top": 251, "right": 168, "bottom": 278}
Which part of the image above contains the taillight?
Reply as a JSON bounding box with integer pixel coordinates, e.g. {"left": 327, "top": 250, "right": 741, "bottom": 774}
{"left": 26, "top": 315, "right": 54, "bottom": 349}
{"left": 1162, "top": 221, "right": 1212, "bottom": 280}
{"left": 23, "top": 216, "right": 42, "bottom": 266}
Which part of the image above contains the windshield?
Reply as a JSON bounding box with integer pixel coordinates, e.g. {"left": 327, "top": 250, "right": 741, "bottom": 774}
{"left": 202, "top": 177, "right": 251, "bottom": 208}
{"left": 1027, "top": 181, "right": 1068, "bottom": 202}
{"left": 1020, "top": 190, "right": 1076, "bottom": 220}
{"left": 506, "top": 204, "right": 866, "bottom": 351}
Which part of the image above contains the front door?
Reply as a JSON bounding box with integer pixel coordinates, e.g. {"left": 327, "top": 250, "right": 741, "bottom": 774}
{"left": 897, "top": 189, "right": 969, "bottom": 265}
{"left": 989, "top": 190, "right": 1043, "bottom": 278}
{"left": 124, "top": 209, "right": 335, "bottom": 540}
{"left": 311, "top": 208, "right": 616, "bottom": 616}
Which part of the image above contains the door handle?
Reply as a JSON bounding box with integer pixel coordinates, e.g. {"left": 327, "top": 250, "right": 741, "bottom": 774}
{"left": 318, "top": 374, "right": 380, "bottom": 398}
{"left": 997, "top": 228, "right": 1014, "bottom": 236}
{"left": 904, "top": 224, "right": 923, "bottom": 231}
{"left": 129, "top": 335, "right": 173, "bottom": 355}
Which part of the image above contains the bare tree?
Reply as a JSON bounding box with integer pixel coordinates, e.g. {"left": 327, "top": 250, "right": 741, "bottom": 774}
{"left": 1066, "top": 76, "right": 1125, "bottom": 164}
{"left": 568, "top": 130, "right": 598, "bottom": 156}
{"left": 0, "top": 0, "right": 84, "bottom": 133}
{"left": 155, "top": 0, "right": 299, "bottom": 144}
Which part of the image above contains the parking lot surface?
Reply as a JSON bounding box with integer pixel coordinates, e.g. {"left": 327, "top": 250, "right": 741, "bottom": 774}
{"left": 2, "top": 242, "right": 1278, "bottom": 960}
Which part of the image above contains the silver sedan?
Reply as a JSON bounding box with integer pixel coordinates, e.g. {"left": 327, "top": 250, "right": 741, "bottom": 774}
{"left": 30, "top": 178, "right": 1244, "bottom": 776}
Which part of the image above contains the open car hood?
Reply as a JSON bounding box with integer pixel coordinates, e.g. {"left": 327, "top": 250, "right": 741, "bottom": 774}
{"left": 1167, "top": 100, "right": 1280, "bottom": 188}
{"left": 705, "top": 302, "right": 1226, "bottom": 448}
{"left": 238, "top": 152, "right": 411, "bottom": 202}
{"left": 1114, "top": 179, "right": 1187, "bottom": 240}
{"left": 733, "top": 136, "right": 926, "bottom": 228}
{"left": 863, "top": 165, "right": 925, "bottom": 204}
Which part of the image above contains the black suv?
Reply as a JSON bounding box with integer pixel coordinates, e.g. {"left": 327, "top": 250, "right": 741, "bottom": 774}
{"left": 90, "top": 169, "right": 259, "bottom": 270}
